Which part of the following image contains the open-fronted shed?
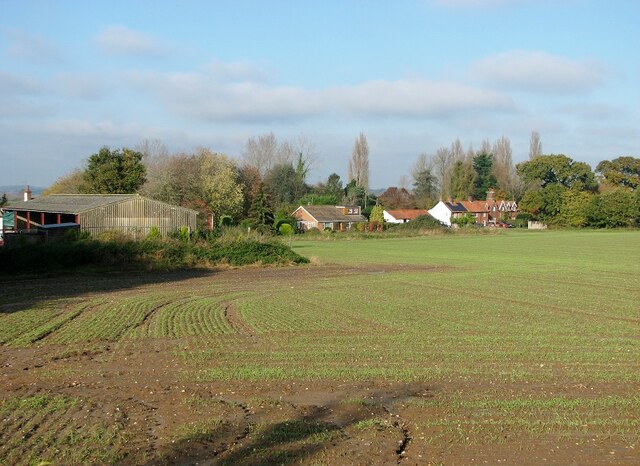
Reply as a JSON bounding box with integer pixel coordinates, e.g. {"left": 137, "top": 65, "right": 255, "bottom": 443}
{"left": 3, "top": 194, "right": 197, "bottom": 238}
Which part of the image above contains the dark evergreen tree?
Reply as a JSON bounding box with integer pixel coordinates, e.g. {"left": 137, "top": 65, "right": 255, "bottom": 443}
{"left": 248, "top": 183, "right": 274, "bottom": 226}
{"left": 84, "top": 146, "right": 146, "bottom": 194}
{"left": 472, "top": 152, "right": 497, "bottom": 200}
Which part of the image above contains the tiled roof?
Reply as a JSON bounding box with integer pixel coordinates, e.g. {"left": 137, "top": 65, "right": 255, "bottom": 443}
{"left": 460, "top": 200, "right": 489, "bottom": 213}
{"left": 295, "top": 205, "right": 367, "bottom": 223}
{"left": 385, "top": 209, "right": 428, "bottom": 220}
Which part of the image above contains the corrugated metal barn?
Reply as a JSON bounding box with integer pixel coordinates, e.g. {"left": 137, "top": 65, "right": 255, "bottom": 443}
{"left": 3, "top": 194, "right": 198, "bottom": 238}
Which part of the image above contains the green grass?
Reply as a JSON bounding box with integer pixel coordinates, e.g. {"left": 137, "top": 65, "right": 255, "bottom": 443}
{"left": 1, "top": 229, "right": 639, "bottom": 461}
{"left": 0, "top": 394, "right": 128, "bottom": 465}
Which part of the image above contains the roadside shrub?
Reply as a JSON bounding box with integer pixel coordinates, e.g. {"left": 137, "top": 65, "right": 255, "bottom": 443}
{"left": 200, "top": 240, "right": 308, "bottom": 266}
{"left": 303, "top": 227, "right": 321, "bottom": 236}
{"left": 66, "top": 229, "right": 91, "bottom": 241}
{"left": 97, "top": 229, "right": 132, "bottom": 242}
{"left": 147, "top": 225, "right": 161, "bottom": 240}
{"left": 0, "top": 234, "right": 308, "bottom": 275}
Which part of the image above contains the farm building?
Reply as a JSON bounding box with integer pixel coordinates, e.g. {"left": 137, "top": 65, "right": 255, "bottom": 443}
{"left": 2, "top": 193, "right": 197, "bottom": 238}
{"left": 292, "top": 205, "right": 367, "bottom": 231}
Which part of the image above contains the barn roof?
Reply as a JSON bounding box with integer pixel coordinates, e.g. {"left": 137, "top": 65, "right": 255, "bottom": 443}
{"left": 3, "top": 194, "right": 197, "bottom": 215}
{"left": 3, "top": 194, "right": 138, "bottom": 214}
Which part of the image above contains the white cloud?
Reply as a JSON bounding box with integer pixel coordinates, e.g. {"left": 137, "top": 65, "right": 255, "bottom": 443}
{"left": 203, "top": 60, "right": 273, "bottom": 84}
{"left": 470, "top": 50, "right": 606, "bottom": 93}
{"left": 0, "top": 70, "right": 45, "bottom": 96}
{"left": 5, "top": 29, "right": 64, "bottom": 65}
{"left": 95, "top": 25, "right": 170, "bottom": 58}
{"left": 123, "top": 67, "right": 514, "bottom": 122}
{"left": 55, "top": 73, "right": 109, "bottom": 100}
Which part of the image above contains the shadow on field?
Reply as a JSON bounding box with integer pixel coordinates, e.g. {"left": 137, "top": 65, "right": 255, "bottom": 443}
{"left": 150, "top": 384, "right": 428, "bottom": 466}
{"left": 0, "top": 269, "right": 218, "bottom": 314}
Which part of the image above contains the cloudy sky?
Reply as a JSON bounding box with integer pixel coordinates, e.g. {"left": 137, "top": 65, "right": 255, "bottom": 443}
{"left": 1, "top": 0, "right": 638, "bottom": 189}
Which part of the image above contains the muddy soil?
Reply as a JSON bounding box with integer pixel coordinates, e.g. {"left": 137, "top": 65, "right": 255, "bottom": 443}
{"left": 1, "top": 266, "right": 638, "bottom": 465}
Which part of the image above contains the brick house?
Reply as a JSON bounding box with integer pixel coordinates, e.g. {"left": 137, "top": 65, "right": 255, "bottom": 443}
{"left": 292, "top": 205, "right": 367, "bottom": 231}
{"left": 428, "top": 189, "right": 518, "bottom": 226}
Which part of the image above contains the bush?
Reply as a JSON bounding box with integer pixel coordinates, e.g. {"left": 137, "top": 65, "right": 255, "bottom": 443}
{"left": 147, "top": 225, "right": 161, "bottom": 240}
{"left": 393, "top": 214, "right": 445, "bottom": 231}
{"left": 278, "top": 223, "right": 294, "bottom": 236}
{"left": 219, "top": 215, "right": 234, "bottom": 227}
{"left": 0, "top": 235, "right": 308, "bottom": 275}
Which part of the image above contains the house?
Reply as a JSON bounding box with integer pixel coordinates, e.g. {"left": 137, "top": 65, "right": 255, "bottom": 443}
{"left": 292, "top": 205, "right": 367, "bottom": 231}
{"left": 2, "top": 192, "right": 198, "bottom": 238}
{"left": 383, "top": 209, "right": 429, "bottom": 224}
{"left": 428, "top": 189, "right": 518, "bottom": 227}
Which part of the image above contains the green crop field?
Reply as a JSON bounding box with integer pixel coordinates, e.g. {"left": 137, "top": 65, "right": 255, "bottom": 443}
{"left": 1, "top": 229, "right": 639, "bottom": 465}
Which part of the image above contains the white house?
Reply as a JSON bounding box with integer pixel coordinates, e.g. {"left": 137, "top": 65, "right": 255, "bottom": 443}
{"left": 383, "top": 209, "right": 428, "bottom": 224}
{"left": 428, "top": 201, "right": 463, "bottom": 227}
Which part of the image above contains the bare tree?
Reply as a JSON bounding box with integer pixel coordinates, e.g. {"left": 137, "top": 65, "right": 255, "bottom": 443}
{"left": 434, "top": 147, "right": 453, "bottom": 199}
{"left": 492, "top": 135, "right": 516, "bottom": 193}
{"left": 243, "top": 132, "right": 277, "bottom": 177}
{"left": 479, "top": 138, "right": 492, "bottom": 155}
{"left": 451, "top": 138, "right": 465, "bottom": 162}
{"left": 289, "top": 133, "right": 318, "bottom": 175}
{"left": 136, "top": 138, "right": 169, "bottom": 162}
{"left": 529, "top": 131, "right": 542, "bottom": 159}
{"left": 348, "top": 132, "right": 369, "bottom": 190}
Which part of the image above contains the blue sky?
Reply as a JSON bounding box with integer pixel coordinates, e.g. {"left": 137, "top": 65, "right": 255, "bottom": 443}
{"left": 1, "top": 0, "right": 638, "bottom": 189}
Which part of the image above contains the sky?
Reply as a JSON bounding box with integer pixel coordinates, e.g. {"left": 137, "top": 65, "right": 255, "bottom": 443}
{"left": 1, "top": 0, "right": 639, "bottom": 189}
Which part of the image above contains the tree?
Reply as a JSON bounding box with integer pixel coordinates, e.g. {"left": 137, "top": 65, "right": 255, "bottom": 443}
{"left": 237, "top": 165, "right": 262, "bottom": 218}
{"left": 84, "top": 146, "right": 146, "bottom": 194}
{"left": 348, "top": 132, "right": 369, "bottom": 190}
{"left": 491, "top": 136, "right": 516, "bottom": 194}
{"left": 596, "top": 156, "right": 640, "bottom": 190}
{"left": 343, "top": 179, "right": 366, "bottom": 207}
{"left": 555, "top": 190, "right": 592, "bottom": 227}
{"left": 378, "top": 187, "right": 415, "bottom": 209}
{"left": 516, "top": 154, "right": 596, "bottom": 191}
{"left": 529, "top": 131, "right": 542, "bottom": 159}
{"left": 433, "top": 147, "right": 453, "bottom": 199}
{"left": 141, "top": 153, "right": 201, "bottom": 209}
{"left": 587, "top": 189, "right": 638, "bottom": 228}
{"left": 324, "top": 173, "right": 343, "bottom": 200}
{"left": 412, "top": 154, "right": 438, "bottom": 209}
{"left": 369, "top": 204, "right": 385, "bottom": 231}
{"left": 44, "top": 169, "right": 88, "bottom": 194}
{"left": 264, "top": 163, "right": 299, "bottom": 208}
{"left": 0, "top": 193, "right": 7, "bottom": 207}
{"left": 449, "top": 160, "right": 477, "bottom": 200}
{"left": 472, "top": 152, "right": 497, "bottom": 200}
{"left": 242, "top": 132, "right": 291, "bottom": 177}
{"left": 519, "top": 184, "right": 566, "bottom": 221}
{"left": 198, "top": 149, "right": 244, "bottom": 223}
{"left": 248, "top": 182, "right": 274, "bottom": 227}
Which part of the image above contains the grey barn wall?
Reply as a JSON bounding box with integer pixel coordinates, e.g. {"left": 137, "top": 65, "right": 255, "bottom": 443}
{"left": 78, "top": 197, "right": 197, "bottom": 238}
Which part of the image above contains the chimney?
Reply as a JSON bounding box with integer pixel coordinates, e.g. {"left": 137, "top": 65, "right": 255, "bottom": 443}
{"left": 23, "top": 186, "right": 32, "bottom": 202}
{"left": 487, "top": 188, "right": 495, "bottom": 202}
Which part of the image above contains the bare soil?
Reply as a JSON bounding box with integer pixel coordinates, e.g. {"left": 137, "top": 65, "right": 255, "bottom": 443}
{"left": 1, "top": 265, "right": 638, "bottom": 465}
